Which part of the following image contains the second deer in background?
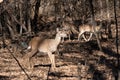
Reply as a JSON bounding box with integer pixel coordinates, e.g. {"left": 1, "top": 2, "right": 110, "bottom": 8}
{"left": 78, "top": 24, "right": 102, "bottom": 41}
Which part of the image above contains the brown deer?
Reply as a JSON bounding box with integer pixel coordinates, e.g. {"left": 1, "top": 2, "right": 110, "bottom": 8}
{"left": 22, "top": 28, "right": 67, "bottom": 71}
{"left": 78, "top": 24, "right": 101, "bottom": 41}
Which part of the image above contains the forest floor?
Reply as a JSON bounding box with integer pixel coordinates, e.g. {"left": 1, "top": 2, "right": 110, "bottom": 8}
{"left": 0, "top": 31, "right": 120, "bottom": 80}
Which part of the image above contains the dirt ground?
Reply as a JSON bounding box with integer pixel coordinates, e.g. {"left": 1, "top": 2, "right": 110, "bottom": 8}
{"left": 0, "top": 29, "right": 120, "bottom": 80}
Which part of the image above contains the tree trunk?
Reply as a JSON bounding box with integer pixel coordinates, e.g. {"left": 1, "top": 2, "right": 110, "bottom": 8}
{"left": 32, "top": 0, "right": 41, "bottom": 32}
{"left": 0, "top": 22, "right": 2, "bottom": 35}
{"left": 99, "top": 0, "right": 103, "bottom": 20}
{"left": 19, "top": 1, "right": 23, "bottom": 35}
{"left": 89, "top": 0, "right": 102, "bottom": 51}
{"left": 106, "top": 0, "right": 112, "bottom": 38}
{"left": 6, "top": 20, "right": 15, "bottom": 39}
{"left": 27, "top": 0, "right": 32, "bottom": 32}
{"left": 113, "top": 0, "right": 120, "bottom": 80}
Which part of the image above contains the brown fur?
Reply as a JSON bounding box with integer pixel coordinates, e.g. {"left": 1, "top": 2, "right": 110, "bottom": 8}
{"left": 78, "top": 24, "right": 101, "bottom": 41}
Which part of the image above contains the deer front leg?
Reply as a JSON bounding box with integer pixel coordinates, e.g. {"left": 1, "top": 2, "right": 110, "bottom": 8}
{"left": 51, "top": 54, "right": 55, "bottom": 69}
{"left": 48, "top": 52, "right": 56, "bottom": 71}
{"left": 68, "top": 34, "right": 71, "bottom": 41}
{"left": 78, "top": 33, "right": 81, "bottom": 41}
{"left": 82, "top": 34, "right": 88, "bottom": 41}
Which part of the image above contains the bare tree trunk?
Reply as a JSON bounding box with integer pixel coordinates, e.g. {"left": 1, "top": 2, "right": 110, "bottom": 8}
{"left": 81, "top": 0, "right": 85, "bottom": 24}
{"left": 99, "top": 0, "right": 103, "bottom": 20}
{"left": 0, "top": 22, "right": 2, "bottom": 35}
{"left": 27, "top": 0, "right": 32, "bottom": 32}
{"left": 11, "top": 14, "right": 27, "bottom": 32}
{"left": 0, "top": 16, "right": 6, "bottom": 48}
{"left": 89, "top": 0, "right": 102, "bottom": 51}
{"left": 33, "top": 0, "right": 41, "bottom": 32}
{"left": 106, "top": 0, "right": 112, "bottom": 38}
{"left": 25, "top": 0, "right": 32, "bottom": 32}
{"left": 19, "top": 1, "right": 23, "bottom": 35}
{"left": 119, "top": 0, "right": 120, "bottom": 8}
{"left": 113, "top": 0, "right": 120, "bottom": 80}
{"left": 6, "top": 19, "right": 15, "bottom": 39}
{"left": 0, "top": 11, "right": 15, "bottom": 39}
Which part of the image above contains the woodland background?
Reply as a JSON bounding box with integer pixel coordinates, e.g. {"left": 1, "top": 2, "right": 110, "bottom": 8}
{"left": 0, "top": 0, "right": 120, "bottom": 80}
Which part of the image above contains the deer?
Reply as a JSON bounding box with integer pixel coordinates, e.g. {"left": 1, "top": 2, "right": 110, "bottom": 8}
{"left": 78, "top": 24, "right": 102, "bottom": 41}
{"left": 0, "top": 0, "right": 3, "bottom": 3}
{"left": 21, "top": 28, "right": 67, "bottom": 71}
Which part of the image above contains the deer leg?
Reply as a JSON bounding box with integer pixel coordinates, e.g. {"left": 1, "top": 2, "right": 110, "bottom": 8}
{"left": 48, "top": 52, "right": 56, "bottom": 70}
{"left": 61, "top": 37, "right": 64, "bottom": 43}
{"left": 87, "top": 33, "right": 93, "bottom": 41}
{"left": 22, "top": 49, "right": 37, "bottom": 69}
{"left": 68, "top": 34, "right": 71, "bottom": 41}
{"left": 51, "top": 54, "right": 55, "bottom": 68}
{"left": 23, "top": 49, "right": 37, "bottom": 60}
{"left": 78, "top": 32, "right": 83, "bottom": 41}
{"left": 82, "top": 34, "right": 89, "bottom": 41}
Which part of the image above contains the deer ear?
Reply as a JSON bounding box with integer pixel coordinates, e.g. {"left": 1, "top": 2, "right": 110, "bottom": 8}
{"left": 56, "top": 28, "right": 59, "bottom": 32}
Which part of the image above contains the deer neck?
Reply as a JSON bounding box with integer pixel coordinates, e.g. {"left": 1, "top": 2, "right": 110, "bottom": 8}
{"left": 55, "top": 34, "right": 61, "bottom": 45}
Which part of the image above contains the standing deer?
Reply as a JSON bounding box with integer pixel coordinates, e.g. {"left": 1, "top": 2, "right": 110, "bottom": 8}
{"left": 78, "top": 24, "right": 102, "bottom": 41}
{"left": 22, "top": 28, "right": 67, "bottom": 71}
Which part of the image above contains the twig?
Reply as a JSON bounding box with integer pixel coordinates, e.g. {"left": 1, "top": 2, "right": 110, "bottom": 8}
{"left": 6, "top": 45, "right": 32, "bottom": 80}
{"left": 2, "top": 35, "right": 32, "bottom": 80}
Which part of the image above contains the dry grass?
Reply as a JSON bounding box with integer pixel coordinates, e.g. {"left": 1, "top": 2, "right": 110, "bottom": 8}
{"left": 0, "top": 31, "right": 119, "bottom": 80}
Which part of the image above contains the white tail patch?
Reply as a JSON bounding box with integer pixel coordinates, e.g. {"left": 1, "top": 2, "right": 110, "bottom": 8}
{"left": 27, "top": 46, "right": 31, "bottom": 50}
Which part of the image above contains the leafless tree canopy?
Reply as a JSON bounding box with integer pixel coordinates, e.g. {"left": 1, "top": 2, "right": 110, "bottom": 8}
{"left": 0, "top": 0, "right": 118, "bottom": 38}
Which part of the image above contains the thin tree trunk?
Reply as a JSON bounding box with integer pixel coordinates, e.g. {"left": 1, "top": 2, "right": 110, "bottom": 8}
{"left": 33, "top": 0, "right": 41, "bottom": 31}
{"left": 6, "top": 18, "right": 15, "bottom": 39}
{"left": 113, "top": 0, "right": 120, "bottom": 80}
{"left": 82, "top": 0, "right": 85, "bottom": 24}
{"left": 89, "top": 0, "right": 102, "bottom": 51}
{"left": 99, "top": 0, "right": 103, "bottom": 20}
{"left": 8, "top": 12, "right": 27, "bottom": 32}
{"left": 19, "top": 2, "right": 23, "bottom": 35}
{"left": 106, "top": 0, "right": 112, "bottom": 38}
{"left": 0, "top": 22, "right": 2, "bottom": 35}
{"left": 28, "top": 18, "right": 31, "bottom": 32}
{"left": 27, "top": 0, "right": 32, "bottom": 32}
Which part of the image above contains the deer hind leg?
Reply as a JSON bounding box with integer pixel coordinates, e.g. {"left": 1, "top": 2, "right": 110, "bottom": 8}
{"left": 48, "top": 52, "right": 56, "bottom": 70}
{"left": 22, "top": 49, "right": 37, "bottom": 69}
{"left": 87, "top": 33, "right": 93, "bottom": 41}
{"left": 82, "top": 32, "right": 93, "bottom": 41}
{"left": 78, "top": 32, "right": 84, "bottom": 41}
